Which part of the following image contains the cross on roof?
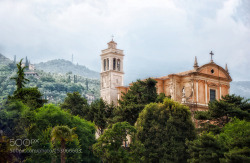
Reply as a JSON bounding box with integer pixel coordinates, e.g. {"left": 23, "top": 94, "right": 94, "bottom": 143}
{"left": 111, "top": 34, "right": 114, "bottom": 41}
{"left": 210, "top": 51, "right": 214, "bottom": 62}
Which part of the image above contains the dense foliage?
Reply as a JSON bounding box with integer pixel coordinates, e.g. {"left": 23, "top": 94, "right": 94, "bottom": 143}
{"left": 135, "top": 98, "right": 196, "bottom": 163}
{"left": 187, "top": 118, "right": 250, "bottom": 163}
{"left": 186, "top": 133, "right": 224, "bottom": 163}
{"left": 195, "top": 94, "right": 250, "bottom": 134}
{"left": 88, "top": 99, "right": 115, "bottom": 135}
{"left": 190, "top": 94, "right": 250, "bottom": 163}
{"left": 93, "top": 122, "right": 144, "bottom": 163}
{"left": 0, "top": 102, "right": 98, "bottom": 163}
{"left": 195, "top": 94, "right": 250, "bottom": 121}
{"left": 61, "top": 93, "right": 115, "bottom": 136}
{"left": 116, "top": 78, "right": 158, "bottom": 125}
{"left": 51, "top": 125, "right": 78, "bottom": 163}
{"left": 61, "top": 92, "right": 89, "bottom": 117}
{"left": 219, "top": 118, "right": 250, "bottom": 162}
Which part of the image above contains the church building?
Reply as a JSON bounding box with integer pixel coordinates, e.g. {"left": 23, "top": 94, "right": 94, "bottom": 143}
{"left": 100, "top": 40, "right": 232, "bottom": 111}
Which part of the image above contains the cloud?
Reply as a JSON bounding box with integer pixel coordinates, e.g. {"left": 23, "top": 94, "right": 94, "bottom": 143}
{"left": 0, "top": 0, "right": 249, "bottom": 83}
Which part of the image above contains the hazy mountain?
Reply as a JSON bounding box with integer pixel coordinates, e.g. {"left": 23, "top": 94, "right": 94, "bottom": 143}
{"left": 0, "top": 53, "right": 11, "bottom": 65}
{"left": 0, "top": 56, "right": 100, "bottom": 103}
{"left": 231, "top": 81, "right": 250, "bottom": 99}
{"left": 35, "top": 59, "right": 99, "bottom": 79}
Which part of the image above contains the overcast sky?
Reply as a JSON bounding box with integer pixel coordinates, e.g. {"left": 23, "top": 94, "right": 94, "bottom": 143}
{"left": 0, "top": 0, "right": 249, "bottom": 84}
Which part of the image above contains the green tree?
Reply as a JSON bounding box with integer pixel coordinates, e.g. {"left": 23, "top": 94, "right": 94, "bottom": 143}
{"left": 18, "top": 104, "right": 98, "bottom": 162}
{"left": 186, "top": 133, "right": 224, "bottom": 163}
{"left": 0, "top": 100, "right": 30, "bottom": 162}
{"left": 11, "top": 59, "right": 29, "bottom": 91}
{"left": 116, "top": 78, "right": 158, "bottom": 125}
{"left": 136, "top": 98, "right": 196, "bottom": 162}
{"left": 119, "top": 78, "right": 157, "bottom": 106}
{"left": 61, "top": 92, "right": 89, "bottom": 117}
{"left": 219, "top": 118, "right": 250, "bottom": 162}
{"left": 9, "top": 87, "right": 47, "bottom": 109}
{"left": 51, "top": 126, "right": 77, "bottom": 163}
{"left": 9, "top": 59, "right": 47, "bottom": 109}
{"left": 0, "top": 135, "right": 16, "bottom": 162}
{"left": 88, "top": 99, "right": 115, "bottom": 135}
{"left": 209, "top": 94, "right": 250, "bottom": 121}
{"left": 156, "top": 93, "right": 168, "bottom": 103}
{"left": 0, "top": 101, "right": 29, "bottom": 138}
{"left": 187, "top": 118, "right": 250, "bottom": 163}
{"left": 24, "top": 127, "right": 54, "bottom": 163}
{"left": 195, "top": 94, "right": 250, "bottom": 131}
{"left": 93, "top": 122, "right": 144, "bottom": 163}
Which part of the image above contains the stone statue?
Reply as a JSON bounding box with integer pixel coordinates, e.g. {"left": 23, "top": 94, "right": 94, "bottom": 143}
{"left": 182, "top": 86, "right": 185, "bottom": 96}
{"left": 170, "top": 81, "right": 174, "bottom": 99}
{"left": 182, "top": 86, "right": 186, "bottom": 103}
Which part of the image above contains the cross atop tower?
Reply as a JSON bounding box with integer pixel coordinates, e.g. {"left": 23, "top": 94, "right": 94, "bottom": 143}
{"left": 210, "top": 51, "right": 214, "bottom": 62}
{"left": 108, "top": 36, "right": 117, "bottom": 49}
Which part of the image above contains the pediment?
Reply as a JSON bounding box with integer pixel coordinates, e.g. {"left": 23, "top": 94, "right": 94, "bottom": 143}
{"left": 197, "top": 62, "right": 232, "bottom": 81}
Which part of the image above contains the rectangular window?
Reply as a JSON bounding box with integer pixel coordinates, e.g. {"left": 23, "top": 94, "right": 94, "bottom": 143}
{"left": 113, "top": 58, "right": 116, "bottom": 70}
{"left": 210, "top": 89, "right": 216, "bottom": 101}
{"left": 104, "top": 59, "right": 106, "bottom": 71}
{"left": 117, "top": 59, "right": 120, "bottom": 71}
{"left": 107, "top": 58, "right": 109, "bottom": 70}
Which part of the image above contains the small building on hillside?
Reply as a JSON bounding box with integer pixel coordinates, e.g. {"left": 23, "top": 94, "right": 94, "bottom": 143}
{"left": 24, "top": 71, "right": 39, "bottom": 77}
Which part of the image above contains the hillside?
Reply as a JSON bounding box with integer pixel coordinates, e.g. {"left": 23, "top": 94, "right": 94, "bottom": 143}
{"left": 0, "top": 53, "right": 11, "bottom": 65}
{"left": 0, "top": 67, "right": 100, "bottom": 104}
{"left": 0, "top": 54, "right": 100, "bottom": 104}
{"left": 231, "top": 81, "right": 250, "bottom": 99}
{"left": 35, "top": 59, "right": 99, "bottom": 79}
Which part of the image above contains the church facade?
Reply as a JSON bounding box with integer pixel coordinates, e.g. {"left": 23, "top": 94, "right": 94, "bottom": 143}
{"left": 100, "top": 40, "right": 232, "bottom": 111}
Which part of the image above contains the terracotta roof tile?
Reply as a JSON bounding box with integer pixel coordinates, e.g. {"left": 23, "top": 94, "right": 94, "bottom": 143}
{"left": 174, "top": 69, "right": 196, "bottom": 76}
{"left": 157, "top": 69, "right": 195, "bottom": 79}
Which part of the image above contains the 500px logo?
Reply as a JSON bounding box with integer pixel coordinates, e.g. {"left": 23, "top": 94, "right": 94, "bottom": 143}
{"left": 10, "top": 139, "right": 39, "bottom": 147}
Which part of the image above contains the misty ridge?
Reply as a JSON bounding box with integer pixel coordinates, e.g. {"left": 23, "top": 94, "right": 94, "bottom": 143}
{"left": 0, "top": 53, "right": 99, "bottom": 79}
{"left": 34, "top": 59, "right": 99, "bottom": 79}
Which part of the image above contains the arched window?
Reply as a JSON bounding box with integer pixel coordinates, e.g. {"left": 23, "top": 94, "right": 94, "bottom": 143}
{"left": 104, "top": 59, "right": 106, "bottom": 71}
{"left": 113, "top": 58, "right": 116, "bottom": 70}
{"left": 117, "top": 59, "right": 120, "bottom": 71}
{"left": 107, "top": 58, "right": 109, "bottom": 70}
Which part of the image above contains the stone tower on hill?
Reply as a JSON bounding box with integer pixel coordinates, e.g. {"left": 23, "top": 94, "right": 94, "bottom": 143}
{"left": 100, "top": 39, "right": 124, "bottom": 105}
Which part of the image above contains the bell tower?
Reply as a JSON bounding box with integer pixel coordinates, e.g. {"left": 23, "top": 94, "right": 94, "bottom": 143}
{"left": 100, "top": 39, "right": 124, "bottom": 105}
